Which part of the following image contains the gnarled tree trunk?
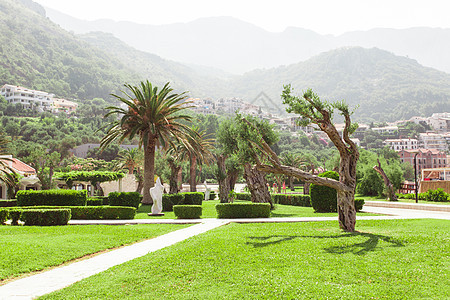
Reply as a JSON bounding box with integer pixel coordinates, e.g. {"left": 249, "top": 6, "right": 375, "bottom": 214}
{"left": 217, "top": 155, "right": 230, "bottom": 203}
{"left": 168, "top": 159, "right": 181, "bottom": 194}
{"left": 373, "top": 159, "right": 398, "bottom": 201}
{"left": 244, "top": 163, "right": 273, "bottom": 208}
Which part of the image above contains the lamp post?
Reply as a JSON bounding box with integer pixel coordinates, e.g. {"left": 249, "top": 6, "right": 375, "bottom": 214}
{"left": 414, "top": 152, "right": 419, "bottom": 203}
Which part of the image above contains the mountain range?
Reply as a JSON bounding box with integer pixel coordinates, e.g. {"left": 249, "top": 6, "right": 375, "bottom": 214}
{"left": 0, "top": 0, "right": 449, "bottom": 122}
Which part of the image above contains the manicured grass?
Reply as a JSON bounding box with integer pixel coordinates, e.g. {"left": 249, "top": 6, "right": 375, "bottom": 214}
{"left": 136, "top": 200, "right": 379, "bottom": 219}
{"left": 40, "top": 219, "right": 450, "bottom": 299}
{"left": 0, "top": 224, "right": 189, "bottom": 281}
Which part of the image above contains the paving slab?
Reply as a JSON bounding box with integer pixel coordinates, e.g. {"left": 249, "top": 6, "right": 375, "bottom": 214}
{"left": 365, "top": 200, "right": 450, "bottom": 212}
{"left": 0, "top": 220, "right": 228, "bottom": 300}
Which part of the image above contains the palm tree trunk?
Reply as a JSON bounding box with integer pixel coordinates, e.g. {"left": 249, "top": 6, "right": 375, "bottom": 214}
{"left": 189, "top": 154, "right": 197, "bottom": 192}
{"left": 142, "top": 140, "right": 156, "bottom": 204}
{"left": 169, "top": 160, "right": 180, "bottom": 194}
{"left": 217, "top": 155, "right": 230, "bottom": 203}
{"left": 244, "top": 163, "right": 273, "bottom": 208}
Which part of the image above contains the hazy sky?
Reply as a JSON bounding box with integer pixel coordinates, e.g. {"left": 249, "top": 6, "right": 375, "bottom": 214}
{"left": 34, "top": 0, "right": 449, "bottom": 35}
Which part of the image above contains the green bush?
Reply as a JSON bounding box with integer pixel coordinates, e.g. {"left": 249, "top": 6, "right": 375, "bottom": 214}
{"left": 108, "top": 192, "right": 142, "bottom": 209}
{"left": 87, "top": 198, "right": 104, "bottom": 206}
{"left": 69, "top": 206, "right": 136, "bottom": 220}
{"left": 20, "top": 209, "right": 71, "bottom": 226}
{"left": 182, "top": 192, "right": 204, "bottom": 205}
{"left": 271, "top": 194, "right": 311, "bottom": 207}
{"left": 173, "top": 205, "right": 202, "bottom": 219}
{"left": 0, "top": 209, "right": 8, "bottom": 224}
{"left": 216, "top": 203, "right": 271, "bottom": 218}
{"left": 89, "top": 196, "right": 109, "bottom": 205}
{"left": 354, "top": 199, "right": 365, "bottom": 212}
{"left": 8, "top": 209, "right": 23, "bottom": 225}
{"left": 310, "top": 171, "right": 339, "bottom": 213}
{"left": 0, "top": 199, "right": 17, "bottom": 207}
{"left": 396, "top": 193, "right": 427, "bottom": 200}
{"left": 162, "top": 194, "right": 184, "bottom": 211}
{"left": 16, "top": 190, "right": 87, "bottom": 206}
{"left": 424, "top": 188, "right": 449, "bottom": 202}
{"left": 235, "top": 193, "right": 251, "bottom": 201}
{"left": 209, "top": 191, "right": 216, "bottom": 200}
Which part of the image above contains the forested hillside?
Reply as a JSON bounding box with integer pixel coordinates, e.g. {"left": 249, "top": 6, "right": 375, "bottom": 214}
{"left": 233, "top": 47, "right": 450, "bottom": 121}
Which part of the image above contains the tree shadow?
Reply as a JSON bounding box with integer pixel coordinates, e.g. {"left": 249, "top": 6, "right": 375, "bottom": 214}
{"left": 246, "top": 232, "right": 404, "bottom": 255}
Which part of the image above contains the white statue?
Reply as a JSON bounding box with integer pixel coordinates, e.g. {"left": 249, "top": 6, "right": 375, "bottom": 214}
{"left": 203, "top": 180, "right": 211, "bottom": 201}
{"left": 150, "top": 177, "right": 164, "bottom": 215}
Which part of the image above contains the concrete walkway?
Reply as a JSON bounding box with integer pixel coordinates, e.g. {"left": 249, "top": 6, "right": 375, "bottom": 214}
{"left": 1, "top": 207, "right": 449, "bottom": 299}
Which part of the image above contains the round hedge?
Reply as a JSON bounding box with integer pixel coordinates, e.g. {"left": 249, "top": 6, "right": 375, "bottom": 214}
{"left": 310, "top": 171, "right": 339, "bottom": 213}
{"left": 20, "top": 209, "right": 71, "bottom": 226}
{"left": 215, "top": 203, "right": 271, "bottom": 218}
{"left": 173, "top": 205, "right": 202, "bottom": 219}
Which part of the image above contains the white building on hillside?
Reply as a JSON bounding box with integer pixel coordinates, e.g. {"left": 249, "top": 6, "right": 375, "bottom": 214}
{"left": 0, "top": 84, "right": 53, "bottom": 111}
{"left": 383, "top": 138, "right": 418, "bottom": 151}
{"left": 419, "top": 132, "right": 448, "bottom": 152}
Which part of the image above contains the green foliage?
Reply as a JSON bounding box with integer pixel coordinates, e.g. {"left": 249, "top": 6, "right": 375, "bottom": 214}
{"left": 18, "top": 206, "right": 136, "bottom": 220}
{"left": 108, "top": 192, "right": 142, "bottom": 209}
{"left": 0, "top": 199, "right": 17, "bottom": 207}
{"left": 271, "top": 194, "right": 311, "bottom": 207}
{"left": 424, "top": 189, "right": 449, "bottom": 202}
{"left": 235, "top": 193, "right": 252, "bottom": 201}
{"left": 310, "top": 171, "right": 339, "bottom": 213}
{"left": 8, "top": 209, "right": 22, "bottom": 225}
{"left": 173, "top": 205, "right": 202, "bottom": 219}
{"left": 181, "top": 192, "right": 204, "bottom": 205}
{"left": 396, "top": 193, "right": 427, "bottom": 200}
{"left": 354, "top": 199, "right": 365, "bottom": 212}
{"left": 0, "top": 209, "right": 8, "bottom": 224}
{"left": 20, "top": 209, "right": 71, "bottom": 226}
{"left": 215, "top": 203, "right": 271, "bottom": 218}
{"left": 86, "top": 198, "right": 104, "bottom": 206}
{"left": 357, "top": 167, "right": 384, "bottom": 196}
{"left": 209, "top": 191, "right": 216, "bottom": 200}
{"left": 162, "top": 194, "right": 184, "bottom": 212}
{"left": 16, "top": 190, "right": 87, "bottom": 206}
{"left": 56, "top": 171, "right": 125, "bottom": 188}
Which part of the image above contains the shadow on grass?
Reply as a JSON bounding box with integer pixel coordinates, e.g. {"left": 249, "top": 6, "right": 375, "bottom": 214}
{"left": 246, "top": 232, "right": 404, "bottom": 255}
{"left": 270, "top": 213, "right": 298, "bottom": 217}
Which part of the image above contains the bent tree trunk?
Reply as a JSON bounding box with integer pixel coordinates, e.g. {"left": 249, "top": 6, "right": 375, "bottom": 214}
{"left": 217, "top": 155, "right": 230, "bottom": 203}
{"left": 244, "top": 163, "right": 273, "bottom": 208}
{"left": 169, "top": 160, "right": 181, "bottom": 194}
{"left": 142, "top": 139, "right": 156, "bottom": 205}
{"left": 373, "top": 159, "right": 398, "bottom": 201}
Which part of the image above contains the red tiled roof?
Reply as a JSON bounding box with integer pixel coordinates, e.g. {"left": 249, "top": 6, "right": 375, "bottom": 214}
{"left": 11, "top": 158, "right": 36, "bottom": 174}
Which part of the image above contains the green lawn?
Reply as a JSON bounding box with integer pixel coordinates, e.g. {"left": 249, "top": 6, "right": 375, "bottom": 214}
{"left": 0, "top": 224, "right": 189, "bottom": 282}
{"left": 136, "top": 200, "right": 379, "bottom": 219}
{"left": 40, "top": 219, "right": 450, "bottom": 299}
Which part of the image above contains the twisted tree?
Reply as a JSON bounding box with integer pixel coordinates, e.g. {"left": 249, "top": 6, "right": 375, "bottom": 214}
{"left": 250, "top": 87, "right": 359, "bottom": 232}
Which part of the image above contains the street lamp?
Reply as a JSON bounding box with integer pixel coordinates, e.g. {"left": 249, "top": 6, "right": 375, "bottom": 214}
{"left": 414, "top": 152, "right": 419, "bottom": 203}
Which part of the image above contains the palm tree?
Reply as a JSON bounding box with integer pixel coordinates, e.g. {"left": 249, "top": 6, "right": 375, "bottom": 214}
{"left": 117, "top": 148, "right": 145, "bottom": 193}
{"left": 101, "top": 81, "right": 192, "bottom": 204}
{"left": 0, "top": 135, "right": 17, "bottom": 192}
{"left": 179, "top": 127, "right": 214, "bottom": 192}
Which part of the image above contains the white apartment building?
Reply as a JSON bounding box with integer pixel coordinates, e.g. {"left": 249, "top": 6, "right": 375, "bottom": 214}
{"left": 383, "top": 138, "right": 418, "bottom": 151}
{"left": 1, "top": 84, "right": 53, "bottom": 111}
{"left": 372, "top": 126, "right": 398, "bottom": 135}
{"left": 427, "top": 112, "right": 450, "bottom": 133}
{"left": 419, "top": 132, "right": 448, "bottom": 152}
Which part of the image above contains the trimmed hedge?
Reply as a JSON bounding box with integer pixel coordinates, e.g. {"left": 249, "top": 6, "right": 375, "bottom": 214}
{"left": 8, "top": 209, "right": 22, "bottom": 225}
{"left": 108, "top": 192, "right": 142, "bottom": 209}
{"left": 235, "top": 193, "right": 251, "bottom": 201}
{"left": 354, "top": 199, "right": 365, "bottom": 212}
{"left": 173, "top": 205, "right": 202, "bottom": 219}
{"left": 162, "top": 194, "right": 184, "bottom": 211}
{"left": 216, "top": 203, "right": 271, "bottom": 218}
{"left": 209, "top": 191, "right": 216, "bottom": 200}
{"left": 271, "top": 194, "right": 311, "bottom": 207}
{"left": 16, "top": 190, "right": 87, "bottom": 206}
{"left": 0, "top": 199, "right": 17, "bottom": 207}
{"left": 87, "top": 198, "right": 104, "bottom": 206}
{"left": 182, "top": 192, "right": 203, "bottom": 205}
{"left": 20, "top": 209, "right": 71, "bottom": 226}
{"left": 310, "top": 171, "right": 339, "bottom": 213}
{"left": 9, "top": 206, "right": 136, "bottom": 220}
{"left": 0, "top": 209, "right": 8, "bottom": 224}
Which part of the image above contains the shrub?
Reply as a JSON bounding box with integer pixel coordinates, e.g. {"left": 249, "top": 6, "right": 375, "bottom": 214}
{"left": 162, "top": 194, "right": 184, "bottom": 211}
{"left": 90, "top": 196, "right": 109, "bottom": 205}
{"left": 235, "top": 193, "right": 251, "bottom": 201}
{"left": 0, "top": 199, "right": 17, "bottom": 207}
{"left": 424, "top": 188, "right": 449, "bottom": 202}
{"left": 310, "top": 171, "right": 339, "bottom": 213}
{"left": 209, "top": 191, "right": 216, "bottom": 200}
{"left": 8, "top": 209, "right": 23, "bottom": 225}
{"left": 16, "top": 190, "right": 87, "bottom": 206}
{"left": 108, "top": 192, "right": 142, "bottom": 209}
{"left": 0, "top": 209, "right": 8, "bottom": 224}
{"left": 216, "top": 203, "right": 271, "bottom": 218}
{"left": 354, "top": 199, "right": 365, "bottom": 212}
{"left": 271, "top": 194, "right": 311, "bottom": 207}
{"left": 87, "top": 198, "right": 104, "bottom": 206}
{"left": 173, "top": 205, "right": 202, "bottom": 219}
{"left": 182, "top": 192, "right": 204, "bottom": 205}
{"left": 69, "top": 206, "right": 136, "bottom": 220}
{"left": 20, "top": 209, "right": 71, "bottom": 226}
